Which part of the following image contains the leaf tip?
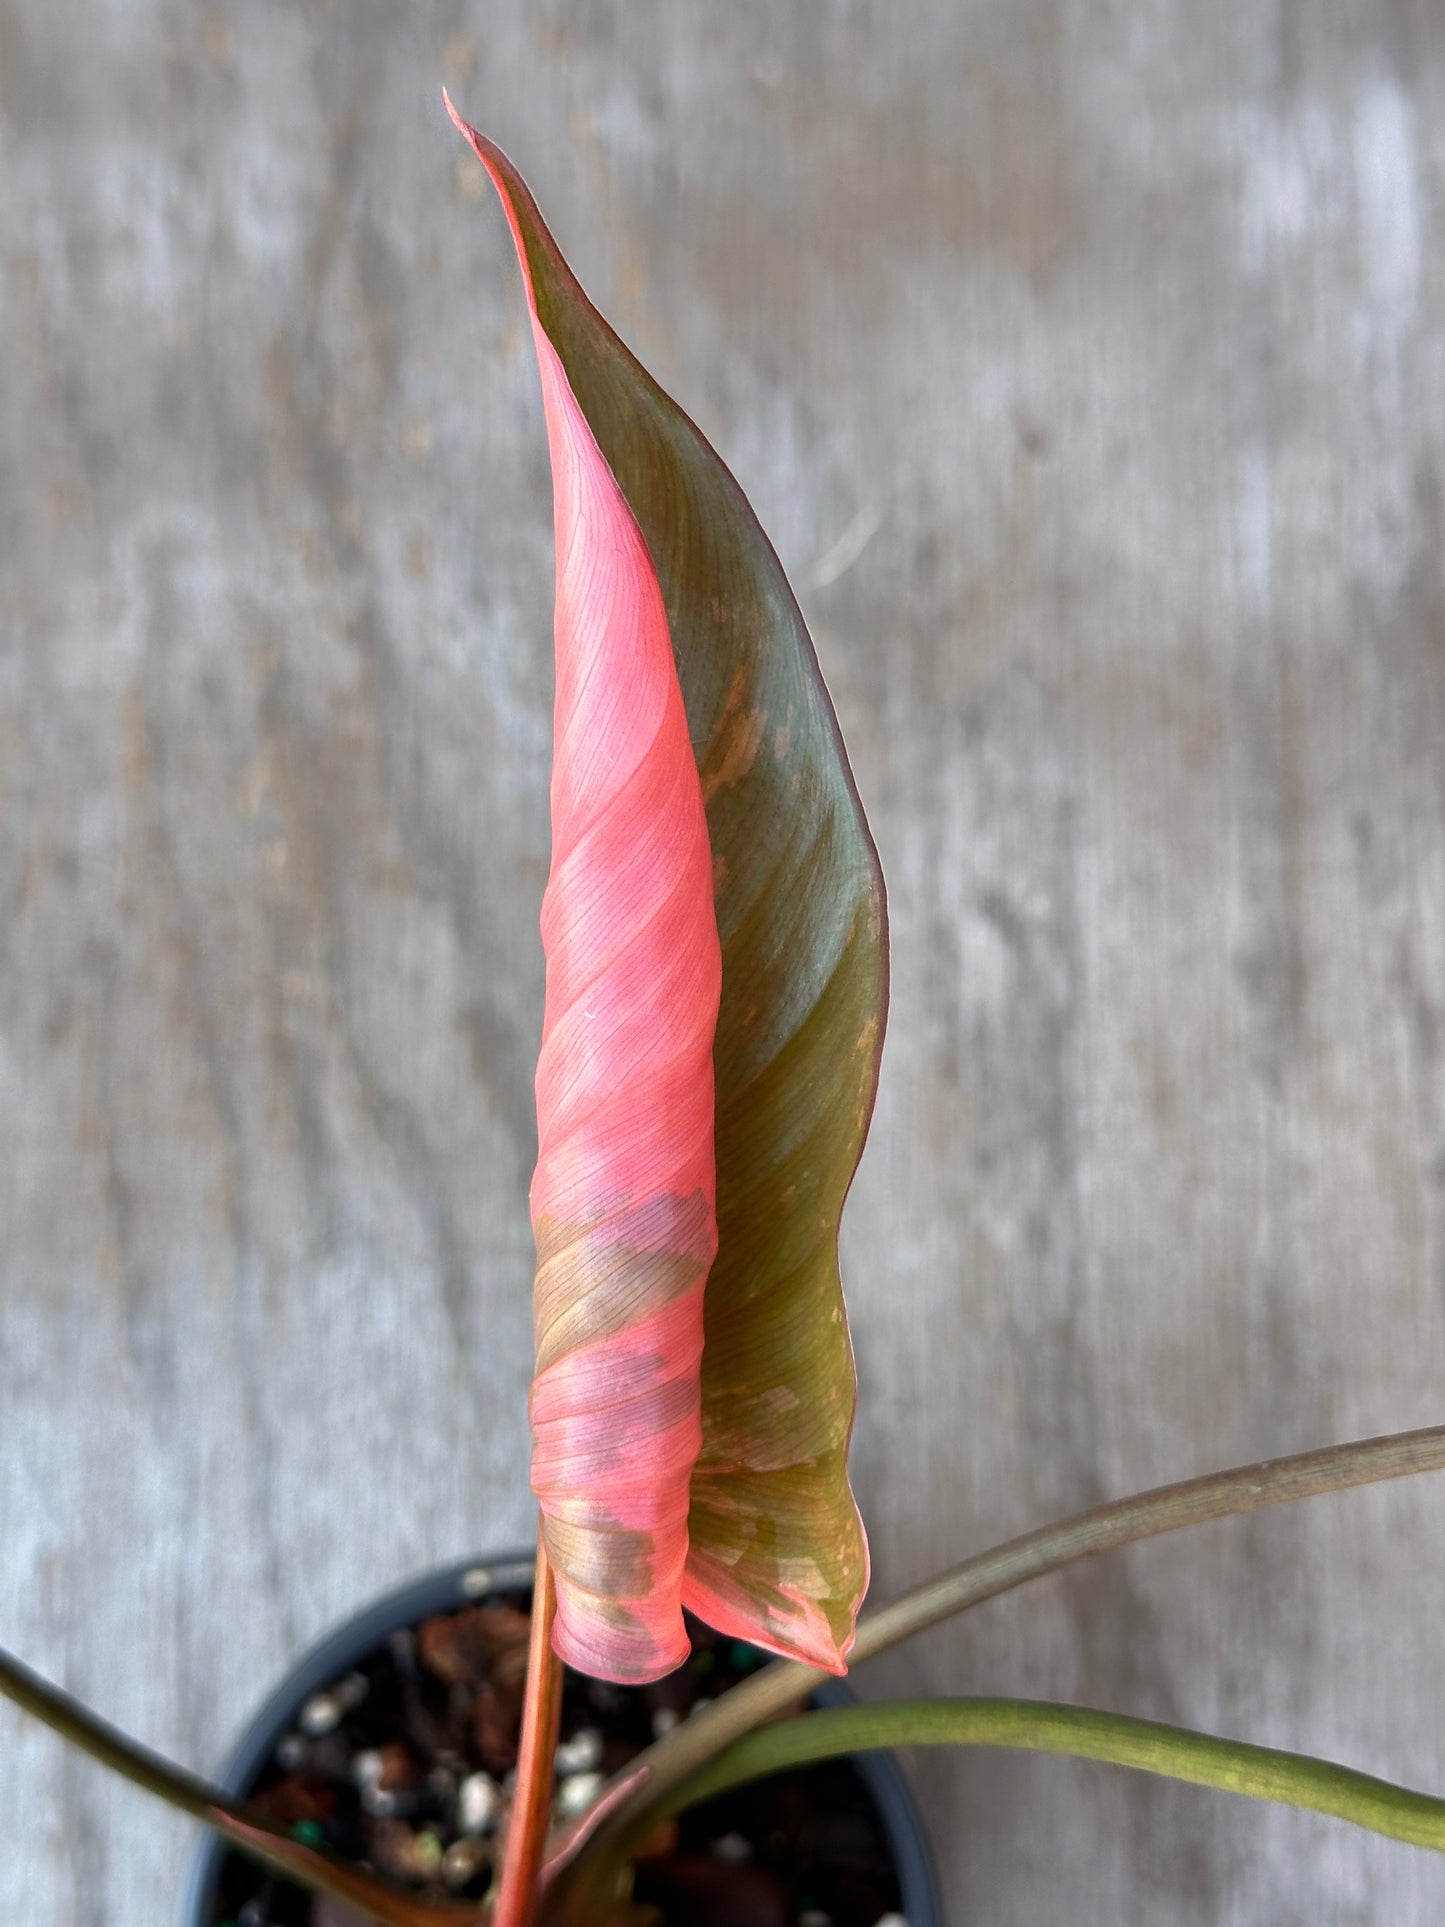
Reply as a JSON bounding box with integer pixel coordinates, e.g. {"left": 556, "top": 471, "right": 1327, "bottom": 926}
{"left": 440, "top": 83, "right": 467, "bottom": 140}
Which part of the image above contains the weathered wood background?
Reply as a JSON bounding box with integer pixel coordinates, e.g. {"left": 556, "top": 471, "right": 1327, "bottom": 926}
{"left": 3, "top": 3, "right": 1444, "bottom": 1922}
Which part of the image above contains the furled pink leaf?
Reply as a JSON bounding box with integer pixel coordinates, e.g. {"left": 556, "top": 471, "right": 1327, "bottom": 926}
{"left": 451, "top": 95, "right": 885, "bottom": 1681}
{"left": 458, "top": 109, "right": 723, "bottom": 1683}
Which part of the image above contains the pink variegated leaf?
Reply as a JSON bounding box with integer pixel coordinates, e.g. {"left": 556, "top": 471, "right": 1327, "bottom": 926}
{"left": 450, "top": 98, "right": 886, "bottom": 1680}
{"left": 482, "top": 140, "right": 721, "bottom": 1684}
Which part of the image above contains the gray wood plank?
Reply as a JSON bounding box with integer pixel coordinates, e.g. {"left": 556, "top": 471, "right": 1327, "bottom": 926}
{"left": 2, "top": 3, "right": 1444, "bottom": 1921}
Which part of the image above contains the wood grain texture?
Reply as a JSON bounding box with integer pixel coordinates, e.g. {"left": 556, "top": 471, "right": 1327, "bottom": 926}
{"left": 1, "top": 4, "right": 1444, "bottom": 1922}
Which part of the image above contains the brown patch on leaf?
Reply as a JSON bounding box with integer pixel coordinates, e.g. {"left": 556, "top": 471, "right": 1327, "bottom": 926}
{"left": 698, "top": 669, "right": 765, "bottom": 804}
{"left": 532, "top": 1199, "right": 711, "bottom": 1373}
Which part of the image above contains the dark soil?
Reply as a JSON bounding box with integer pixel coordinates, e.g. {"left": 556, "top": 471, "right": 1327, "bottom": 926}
{"left": 207, "top": 1590, "right": 908, "bottom": 1927}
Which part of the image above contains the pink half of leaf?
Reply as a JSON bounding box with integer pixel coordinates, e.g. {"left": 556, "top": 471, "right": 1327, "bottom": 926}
{"left": 447, "top": 96, "right": 723, "bottom": 1684}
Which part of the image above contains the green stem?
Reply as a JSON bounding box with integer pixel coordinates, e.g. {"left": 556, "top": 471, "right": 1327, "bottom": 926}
{"left": 661, "top": 1698, "right": 1445, "bottom": 1853}
{"left": 0, "top": 1646, "right": 479, "bottom": 1927}
{"left": 561, "top": 1423, "right": 1445, "bottom": 1886}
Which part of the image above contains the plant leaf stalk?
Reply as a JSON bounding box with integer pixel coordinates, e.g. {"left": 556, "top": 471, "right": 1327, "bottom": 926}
{"left": 491, "top": 1525, "right": 564, "bottom": 1927}
{"left": 0, "top": 1645, "right": 475, "bottom": 1927}
{"left": 658, "top": 1698, "right": 1445, "bottom": 1852}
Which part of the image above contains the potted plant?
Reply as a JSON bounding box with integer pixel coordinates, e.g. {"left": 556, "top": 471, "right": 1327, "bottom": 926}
{"left": 4, "top": 95, "right": 1445, "bottom": 1927}
{"left": 180, "top": 1552, "right": 939, "bottom": 1927}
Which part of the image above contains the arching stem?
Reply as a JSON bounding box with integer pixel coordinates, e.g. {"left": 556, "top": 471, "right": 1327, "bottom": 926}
{"left": 0, "top": 1646, "right": 474, "bottom": 1927}
{"left": 556, "top": 1421, "right": 1445, "bottom": 1898}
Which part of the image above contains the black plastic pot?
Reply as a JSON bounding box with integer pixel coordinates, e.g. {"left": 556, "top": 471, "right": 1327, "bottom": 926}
{"left": 182, "top": 1551, "right": 940, "bottom": 1927}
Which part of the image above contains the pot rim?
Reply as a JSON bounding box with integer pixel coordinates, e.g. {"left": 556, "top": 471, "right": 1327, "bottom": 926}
{"left": 181, "top": 1550, "right": 940, "bottom": 1927}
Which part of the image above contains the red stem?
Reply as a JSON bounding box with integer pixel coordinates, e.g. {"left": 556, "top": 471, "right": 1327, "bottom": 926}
{"left": 492, "top": 1526, "right": 563, "bottom": 1927}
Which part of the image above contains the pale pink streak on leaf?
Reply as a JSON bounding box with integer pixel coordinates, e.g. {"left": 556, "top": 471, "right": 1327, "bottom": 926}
{"left": 447, "top": 95, "right": 722, "bottom": 1684}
